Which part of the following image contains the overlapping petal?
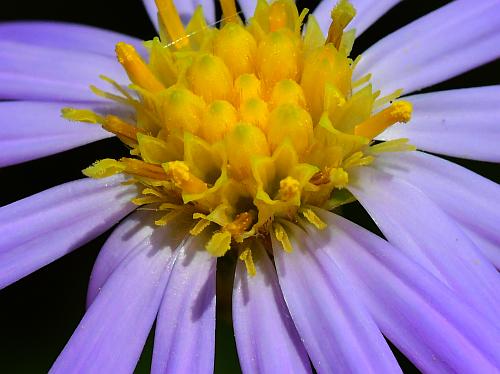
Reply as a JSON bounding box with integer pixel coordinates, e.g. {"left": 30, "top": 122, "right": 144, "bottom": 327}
{"left": 355, "top": 0, "right": 500, "bottom": 96}
{"left": 142, "top": 0, "right": 215, "bottom": 30}
{"left": 314, "top": 210, "right": 500, "bottom": 373}
{"left": 233, "top": 242, "right": 311, "bottom": 374}
{"left": 273, "top": 223, "right": 401, "bottom": 373}
{"left": 0, "top": 175, "right": 137, "bottom": 289}
{"left": 313, "top": 0, "right": 402, "bottom": 37}
{"left": 0, "top": 101, "right": 119, "bottom": 167}
{"left": 349, "top": 166, "right": 500, "bottom": 326}
{"left": 152, "top": 234, "right": 216, "bottom": 374}
{"left": 0, "top": 41, "right": 127, "bottom": 102}
{"left": 374, "top": 151, "right": 500, "bottom": 268}
{"left": 378, "top": 86, "right": 500, "bottom": 162}
{"left": 50, "top": 210, "right": 182, "bottom": 373}
{"left": 0, "top": 21, "right": 145, "bottom": 57}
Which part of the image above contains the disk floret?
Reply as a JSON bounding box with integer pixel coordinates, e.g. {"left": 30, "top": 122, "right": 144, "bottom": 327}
{"left": 64, "top": 0, "right": 413, "bottom": 268}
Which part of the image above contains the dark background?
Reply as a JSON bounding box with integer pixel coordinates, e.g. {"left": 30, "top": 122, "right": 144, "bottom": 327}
{"left": 0, "top": 0, "right": 498, "bottom": 372}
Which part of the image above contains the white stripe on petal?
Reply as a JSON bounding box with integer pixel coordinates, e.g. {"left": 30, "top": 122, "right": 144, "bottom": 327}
{"left": 0, "top": 175, "right": 137, "bottom": 289}
{"left": 378, "top": 86, "right": 500, "bottom": 162}
{"left": 273, "top": 223, "right": 401, "bottom": 374}
{"left": 314, "top": 0, "right": 402, "bottom": 37}
{"left": 349, "top": 165, "right": 500, "bottom": 327}
{"left": 152, "top": 234, "right": 216, "bottom": 374}
{"left": 314, "top": 210, "right": 500, "bottom": 373}
{"left": 233, "top": 241, "right": 311, "bottom": 374}
{"left": 374, "top": 151, "right": 500, "bottom": 269}
{"left": 355, "top": 0, "right": 500, "bottom": 96}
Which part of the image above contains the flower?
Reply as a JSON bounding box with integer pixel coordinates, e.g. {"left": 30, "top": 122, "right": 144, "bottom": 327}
{"left": 1, "top": 0, "right": 499, "bottom": 373}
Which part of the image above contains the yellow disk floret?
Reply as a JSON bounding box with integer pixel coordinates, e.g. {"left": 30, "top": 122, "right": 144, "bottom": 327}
{"left": 70, "top": 0, "right": 413, "bottom": 267}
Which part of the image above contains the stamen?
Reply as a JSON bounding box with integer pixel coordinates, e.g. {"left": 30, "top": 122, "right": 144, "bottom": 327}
{"left": 121, "top": 158, "right": 169, "bottom": 179}
{"left": 190, "top": 218, "right": 212, "bottom": 235}
{"left": 301, "top": 208, "right": 327, "bottom": 230}
{"left": 239, "top": 248, "right": 257, "bottom": 277}
{"left": 354, "top": 101, "right": 413, "bottom": 139}
{"left": 61, "top": 108, "right": 103, "bottom": 124}
{"left": 326, "top": 0, "right": 356, "bottom": 49}
{"left": 206, "top": 231, "right": 232, "bottom": 257}
{"left": 102, "top": 115, "right": 142, "bottom": 142}
{"left": 164, "top": 161, "right": 208, "bottom": 194}
{"left": 274, "top": 222, "right": 293, "bottom": 253}
{"left": 226, "top": 212, "right": 254, "bottom": 236}
{"left": 115, "top": 42, "right": 165, "bottom": 92}
{"left": 155, "top": 0, "right": 189, "bottom": 47}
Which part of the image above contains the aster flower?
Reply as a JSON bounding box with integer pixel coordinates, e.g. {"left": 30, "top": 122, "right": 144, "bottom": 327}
{"left": 1, "top": 0, "right": 499, "bottom": 373}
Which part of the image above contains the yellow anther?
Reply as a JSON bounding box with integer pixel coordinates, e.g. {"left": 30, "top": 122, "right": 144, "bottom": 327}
{"left": 234, "top": 74, "right": 262, "bottom": 107}
{"left": 137, "top": 133, "right": 174, "bottom": 164}
{"left": 257, "top": 30, "right": 299, "bottom": 91}
{"left": 274, "top": 222, "right": 293, "bottom": 252}
{"left": 327, "top": 0, "right": 356, "bottom": 49}
{"left": 214, "top": 23, "right": 257, "bottom": 77}
{"left": 301, "top": 208, "right": 327, "bottom": 230}
{"left": 164, "top": 161, "right": 208, "bottom": 194}
{"left": 155, "top": 0, "right": 188, "bottom": 48}
{"left": 278, "top": 176, "right": 301, "bottom": 201}
{"left": 102, "top": 115, "right": 142, "bottom": 143}
{"left": 239, "top": 248, "right": 257, "bottom": 277}
{"left": 269, "top": 1, "right": 288, "bottom": 32}
{"left": 226, "top": 212, "right": 254, "bottom": 235}
{"left": 82, "top": 159, "right": 126, "bottom": 179}
{"left": 61, "top": 108, "right": 103, "bottom": 124}
{"left": 310, "top": 168, "right": 331, "bottom": 186}
{"left": 201, "top": 100, "right": 238, "bottom": 143}
{"left": 121, "top": 158, "right": 169, "bottom": 180}
{"left": 329, "top": 167, "right": 348, "bottom": 188}
{"left": 161, "top": 86, "right": 205, "bottom": 133}
{"left": 186, "top": 54, "right": 233, "bottom": 103}
{"left": 239, "top": 98, "right": 269, "bottom": 131}
{"left": 115, "top": 42, "right": 165, "bottom": 92}
{"left": 190, "top": 218, "right": 211, "bottom": 236}
{"left": 267, "top": 104, "right": 314, "bottom": 155}
{"left": 220, "top": 0, "right": 240, "bottom": 23}
{"left": 269, "top": 79, "right": 307, "bottom": 109}
{"left": 226, "top": 123, "right": 270, "bottom": 179}
{"left": 206, "top": 230, "right": 232, "bottom": 257}
{"left": 354, "top": 101, "right": 413, "bottom": 139}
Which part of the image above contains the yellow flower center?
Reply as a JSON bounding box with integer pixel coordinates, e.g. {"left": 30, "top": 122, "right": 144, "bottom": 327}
{"left": 64, "top": 0, "right": 414, "bottom": 273}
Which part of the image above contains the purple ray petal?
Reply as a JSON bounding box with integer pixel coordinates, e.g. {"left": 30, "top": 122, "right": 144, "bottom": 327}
{"left": 355, "top": 0, "right": 500, "bottom": 96}
{"left": 314, "top": 209, "right": 500, "bottom": 373}
{"left": 378, "top": 86, "right": 500, "bottom": 162}
{"left": 50, "top": 211, "right": 182, "bottom": 373}
{"left": 374, "top": 151, "right": 500, "bottom": 269}
{"left": 142, "top": 0, "right": 215, "bottom": 31}
{"left": 0, "top": 41, "right": 127, "bottom": 102}
{"left": 238, "top": 0, "right": 256, "bottom": 21}
{"left": 0, "top": 175, "right": 137, "bottom": 289}
{"left": 0, "top": 21, "right": 145, "bottom": 57}
{"left": 233, "top": 241, "right": 311, "bottom": 374}
{"left": 0, "top": 101, "right": 123, "bottom": 167}
{"left": 87, "top": 210, "right": 151, "bottom": 307}
{"left": 272, "top": 223, "right": 401, "bottom": 373}
{"left": 152, "top": 234, "right": 216, "bottom": 374}
{"left": 314, "top": 0, "right": 402, "bottom": 37}
{"left": 349, "top": 166, "right": 500, "bottom": 327}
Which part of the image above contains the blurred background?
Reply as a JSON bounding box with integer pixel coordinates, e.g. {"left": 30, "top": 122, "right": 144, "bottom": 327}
{"left": 0, "top": 0, "right": 498, "bottom": 372}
